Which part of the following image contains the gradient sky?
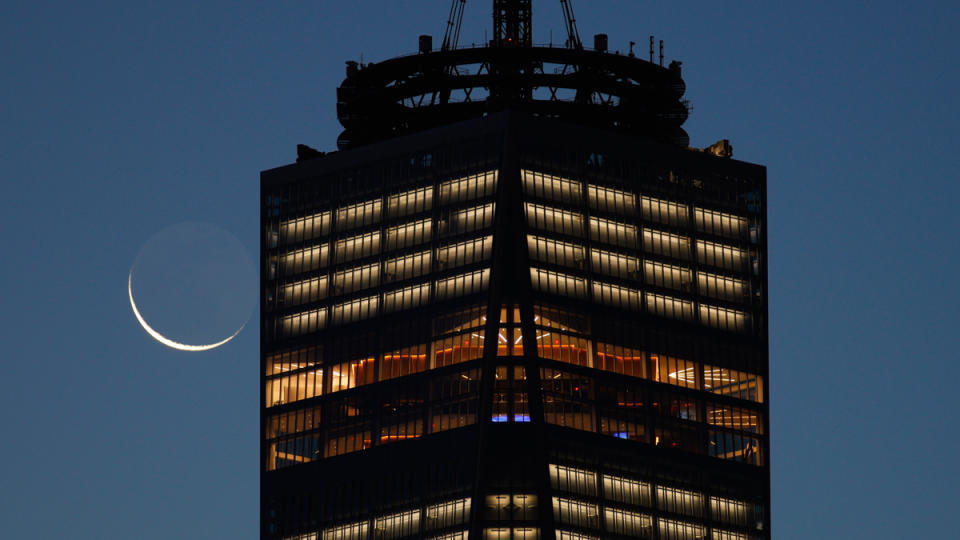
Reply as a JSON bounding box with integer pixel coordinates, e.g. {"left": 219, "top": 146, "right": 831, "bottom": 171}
{"left": 2, "top": 1, "right": 958, "bottom": 538}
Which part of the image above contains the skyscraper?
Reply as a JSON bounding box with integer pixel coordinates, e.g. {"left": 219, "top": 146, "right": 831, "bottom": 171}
{"left": 261, "top": 4, "right": 768, "bottom": 539}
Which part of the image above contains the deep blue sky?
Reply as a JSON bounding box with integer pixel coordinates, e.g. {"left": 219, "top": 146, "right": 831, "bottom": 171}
{"left": 2, "top": 1, "right": 958, "bottom": 538}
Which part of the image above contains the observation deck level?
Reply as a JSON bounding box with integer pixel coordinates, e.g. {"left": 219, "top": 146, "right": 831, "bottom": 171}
{"left": 336, "top": 41, "right": 690, "bottom": 150}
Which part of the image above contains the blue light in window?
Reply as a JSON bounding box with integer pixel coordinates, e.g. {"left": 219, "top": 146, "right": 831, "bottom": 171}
{"left": 613, "top": 432, "right": 629, "bottom": 439}
{"left": 491, "top": 415, "right": 509, "bottom": 423}
{"left": 514, "top": 414, "right": 531, "bottom": 423}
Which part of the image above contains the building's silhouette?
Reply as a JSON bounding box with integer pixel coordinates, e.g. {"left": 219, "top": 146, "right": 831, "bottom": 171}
{"left": 261, "top": 3, "right": 768, "bottom": 539}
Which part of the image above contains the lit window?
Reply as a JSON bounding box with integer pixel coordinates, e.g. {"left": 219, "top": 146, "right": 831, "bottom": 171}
{"left": 280, "top": 243, "right": 329, "bottom": 275}
{"left": 657, "top": 486, "right": 704, "bottom": 517}
{"left": 387, "top": 185, "right": 433, "bottom": 218}
{"left": 604, "top": 507, "right": 652, "bottom": 537}
{"left": 321, "top": 521, "right": 367, "bottom": 540}
{"left": 384, "top": 250, "right": 432, "bottom": 282}
{"left": 641, "top": 195, "right": 688, "bottom": 226}
{"left": 385, "top": 219, "right": 432, "bottom": 251}
{"left": 373, "top": 509, "right": 421, "bottom": 540}
{"left": 425, "top": 498, "right": 471, "bottom": 530}
{"left": 591, "top": 248, "right": 639, "bottom": 279}
{"left": 331, "top": 295, "right": 378, "bottom": 325}
{"left": 438, "top": 235, "right": 493, "bottom": 269}
{"left": 329, "top": 358, "right": 375, "bottom": 392}
{"left": 443, "top": 203, "right": 495, "bottom": 236}
{"left": 549, "top": 464, "right": 597, "bottom": 495}
{"left": 336, "top": 198, "right": 382, "bottom": 232}
{"left": 695, "top": 207, "right": 747, "bottom": 238}
{"left": 440, "top": 170, "right": 498, "bottom": 203}
{"left": 592, "top": 281, "right": 642, "bottom": 311}
{"left": 530, "top": 268, "right": 587, "bottom": 298}
{"left": 265, "top": 369, "right": 323, "bottom": 407}
{"left": 587, "top": 184, "right": 636, "bottom": 214}
{"left": 590, "top": 216, "right": 638, "bottom": 248}
{"left": 281, "top": 307, "right": 327, "bottom": 336}
{"left": 523, "top": 169, "right": 582, "bottom": 203}
{"left": 525, "top": 203, "right": 584, "bottom": 236}
{"left": 602, "top": 474, "right": 652, "bottom": 506}
{"left": 333, "top": 263, "right": 380, "bottom": 295}
{"left": 645, "top": 260, "right": 692, "bottom": 291}
{"left": 697, "top": 240, "right": 745, "bottom": 271}
{"left": 280, "top": 276, "right": 328, "bottom": 306}
{"left": 699, "top": 304, "right": 750, "bottom": 332}
{"left": 436, "top": 268, "right": 490, "bottom": 300}
{"left": 643, "top": 228, "right": 691, "bottom": 259}
{"left": 335, "top": 231, "right": 381, "bottom": 264}
{"left": 697, "top": 271, "right": 747, "bottom": 300}
{"left": 280, "top": 210, "right": 330, "bottom": 244}
{"left": 383, "top": 282, "right": 431, "bottom": 313}
{"left": 645, "top": 293, "right": 694, "bottom": 321}
{"left": 657, "top": 518, "right": 705, "bottom": 540}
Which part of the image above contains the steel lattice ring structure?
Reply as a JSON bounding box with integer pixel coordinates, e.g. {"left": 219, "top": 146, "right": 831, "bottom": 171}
{"left": 337, "top": 46, "right": 690, "bottom": 150}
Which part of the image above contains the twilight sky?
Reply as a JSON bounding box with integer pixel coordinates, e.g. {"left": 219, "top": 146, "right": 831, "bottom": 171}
{"left": 2, "top": 1, "right": 958, "bottom": 538}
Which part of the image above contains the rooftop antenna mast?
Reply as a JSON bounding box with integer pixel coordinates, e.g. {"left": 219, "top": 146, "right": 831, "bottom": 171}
{"left": 442, "top": 0, "right": 467, "bottom": 51}
{"left": 559, "top": 0, "right": 582, "bottom": 49}
{"left": 493, "top": 0, "right": 532, "bottom": 47}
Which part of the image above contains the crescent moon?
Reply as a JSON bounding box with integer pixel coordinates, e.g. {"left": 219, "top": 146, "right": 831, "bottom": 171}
{"left": 128, "top": 271, "right": 244, "bottom": 351}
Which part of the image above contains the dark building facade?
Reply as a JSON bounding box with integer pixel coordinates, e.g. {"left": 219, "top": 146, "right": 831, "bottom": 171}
{"left": 261, "top": 5, "right": 768, "bottom": 540}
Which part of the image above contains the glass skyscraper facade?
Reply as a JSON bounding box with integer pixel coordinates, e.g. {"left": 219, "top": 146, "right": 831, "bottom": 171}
{"left": 261, "top": 5, "right": 767, "bottom": 537}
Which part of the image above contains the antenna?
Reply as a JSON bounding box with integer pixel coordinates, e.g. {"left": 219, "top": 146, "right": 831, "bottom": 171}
{"left": 649, "top": 36, "right": 654, "bottom": 62}
{"left": 559, "top": 0, "right": 583, "bottom": 50}
{"left": 659, "top": 39, "right": 664, "bottom": 66}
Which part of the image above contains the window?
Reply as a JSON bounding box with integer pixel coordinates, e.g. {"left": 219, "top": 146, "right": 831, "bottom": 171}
{"left": 425, "top": 498, "right": 471, "bottom": 530}
{"left": 388, "top": 185, "right": 433, "bottom": 218}
{"left": 697, "top": 240, "right": 745, "bottom": 271}
{"left": 657, "top": 518, "right": 705, "bottom": 540}
{"left": 552, "top": 498, "right": 599, "bottom": 528}
{"left": 657, "top": 486, "right": 703, "bottom": 517}
{"left": 594, "top": 342, "right": 645, "bottom": 378}
{"left": 529, "top": 236, "right": 585, "bottom": 269}
{"left": 436, "top": 268, "right": 490, "bottom": 300}
{"left": 695, "top": 207, "right": 747, "bottom": 238}
{"left": 386, "top": 219, "right": 432, "bottom": 251}
{"left": 537, "top": 333, "right": 590, "bottom": 367}
{"left": 266, "top": 346, "right": 321, "bottom": 376}
{"left": 280, "top": 210, "right": 330, "bottom": 244}
{"left": 604, "top": 508, "right": 652, "bottom": 538}
{"left": 438, "top": 236, "right": 493, "bottom": 269}
{"left": 440, "top": 170, "right": 498, "bottom": 203}
{"left": 385, "top": 250, "right": 432, "bottom": 282}
{"left": 602, "top": 474, "right": 652, "bottom": 506}
{"left": 645, "top": 261, "right": 692, "bottom": 291}
{"left": 707, "top": 404, "right": 762, "bottom": 433}
{"left": 336, "top": 198, "right": 381, "bottom": 231}
{"left": 381, "top": 344, "right": 428, "bottom": 380}
{"left": 591, "top": 249, "right": 639, "bottom": 279}
{"left": 549, "top": 464, "right": 597, "bottom": 496}
{"left": 281, "top": 307, "right": 327, "bottom": 336}
{"left": 373, "top": 509, "right": 421, "bottom": 540}
{"left": 530, "top": 268, "right": 587, "bottom": 298}
{"left": 433, "top": 331, "right": 484, "bottom": 367}
{"left": 587, "top": 184, "right": 636, "bottom": 214}
{"left": 331, "top": 295, "right": 378, "bottom": 325}
{"left": 703, "top": 366, "right": 763, "bottom": 402}
{"left": 593, "top": 282, "right": 642, "bottom": 311}
{"left": 383, "top": 282, "right": 431, "bottom": 313}
{"left": 590, "top": 217, "right": 638, "bottom": 248}
{"left": 711, "top": 496, "right": 754, "bottom": 527}
{"left": 329, "top": 358, "right": 375, "bottom": 392}
{"left": 280, "top": 276, "right": 328, "bottom": 306}
{"left": 652, "top": 354, "right": 698, "bottom": 389}
{"left": 335, "top": 231, "right": 381, "bottom": 263}
{"left": 443, "top": 203, "right": 495, "bottom": 236}
{"left": 700, "top": 304, "right": 750, "bottom": 332}
{"left": 643, "top": 228, "right": 691, "bottom": 259}
{"left": 697, "top": 271, "right": 746, "bottom": 301}
{"left": 265, "top": 369, "right": 323, "bottom": 407}
{"left": 641, "top": 196, "right": 688, "bottom": 226}
{"left": 333, "top": 263, "right": 379, "bottom": 295}
{"left": 708, "top": 431, "right": 763, "bottom": 465}
{"left": 646, "top": 293, "right": 694, "bottom": 321}
{"left": 280, "top": 244, "right": 329, "bottom": 275}
{"left": 523, "top": 170, "right": 581, "bottom": 203}
{"left": 321, "top": 522, "right": 367, "bottom": 540}
{"left": 525, "top": 203, "right": 583, "bottom": 237}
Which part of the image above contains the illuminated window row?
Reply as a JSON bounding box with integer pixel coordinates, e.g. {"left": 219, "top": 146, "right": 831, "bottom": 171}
{"left": 483, "top": 528, "right": 540, "bottom": 540}
{"left": 279, "top": 269, "right": 490, "bottom": 336}
{"left": 266, "top": 332, "right": 484, "bottom": 407}
{"left": 521, "top": 171, "right": 750, "bottom": 240}
{"left": 549, "top": 464, "right": 760, "bottom": 530}
{"left": 279, "top": 210, "right": 330, "bottom": 245}
{"left": 522, "top": 169, "right": 581, "bottom": 203}
{"left": 529, "top": 238, "right": 747, "bottom": 301}
{"left": 276, "top": 171, "right": 497, "bottom": 247}
{"left": 523, "top": 204, "right": 749, "bottom": 272}
{"left": 531, "top": 267, "right": 750, "bottom": 331}
{"left": 277, "top": 236, "right": 490, "bottom": 306}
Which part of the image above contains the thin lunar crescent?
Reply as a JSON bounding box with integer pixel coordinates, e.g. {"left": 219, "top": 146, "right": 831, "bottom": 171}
{"left": 128, "top": 271, "right": 244, "bottom": 351}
